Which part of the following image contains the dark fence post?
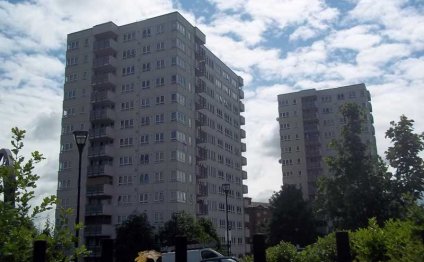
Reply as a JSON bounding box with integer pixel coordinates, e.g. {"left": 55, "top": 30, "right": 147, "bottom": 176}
{"left": 336, "top": 231, "right": 352, "bottom": 262}
{"left": 33, "top": 240, "right": 47, "bottom": 262}
{"left": 253, "top": 234, "right": 266, "bottom": 262}
{"left": 175, "top": 236, "right": 187, "bottom": 262}
{"left": 101, "top": 239, "right": 114, "bottom": 262}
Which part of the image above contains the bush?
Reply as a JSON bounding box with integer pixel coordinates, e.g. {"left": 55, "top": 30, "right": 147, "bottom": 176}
{"left": 351, "top": 218, "right": 424, "bottom": 262}
{"left": 266, "top": 241, "right": 299, "bottom": 262}
{"left": 298, "top": 233, "right": 336, "bottom": 262}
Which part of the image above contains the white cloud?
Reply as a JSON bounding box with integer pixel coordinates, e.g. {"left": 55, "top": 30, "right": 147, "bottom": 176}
{"left": 0, "top": 0, "right": 423, "bottom": 207}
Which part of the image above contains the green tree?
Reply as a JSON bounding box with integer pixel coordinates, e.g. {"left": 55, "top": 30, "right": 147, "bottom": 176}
{"left": 115, "top": 214, "right": 156, "bottom": 262}
{"left": 316, "top": 103, "right": 389, "bottom": 230}
{"left": 159, "top": 211, "right": 220, "bottom": 248}
{"left": 268, "top": 185, "right": 317, "bottom": 246}
{"left": 385, "top": 115, "right": 424, "bottom": 213}
{"left": 0, "top": 127, "right": 56, "bottom": 261}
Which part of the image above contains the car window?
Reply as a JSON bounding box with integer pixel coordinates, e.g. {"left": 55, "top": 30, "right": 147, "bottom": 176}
{"left": 201, "top": 250, "right": 219, "bottom": 259}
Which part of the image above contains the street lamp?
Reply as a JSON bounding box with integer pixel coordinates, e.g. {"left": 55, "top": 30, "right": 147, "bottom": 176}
{"left": 222, "top": 183, "right": 231, "bottom": 256}
{"left": 73, "top": 130, "right": 88, "bottom": 252}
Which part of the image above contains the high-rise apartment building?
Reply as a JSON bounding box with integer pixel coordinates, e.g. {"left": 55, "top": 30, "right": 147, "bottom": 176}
{"left": 277, "top": 84, "right": 376, "bottom": 200}
{"left": 57, "top": 12, "right": 248, "bottom": 258}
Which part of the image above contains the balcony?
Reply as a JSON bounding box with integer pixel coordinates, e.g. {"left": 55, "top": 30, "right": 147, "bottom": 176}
{"left": 242, "top": 184, "right": 248, "bottom": 194}
{"left": 241, "top": 156, "right": 247, "bottom": 166}
{"left": 239, "top": 89, "right": 244, "bottom": 99}
{"left": 240, "top": 129, "right": 246, "bottom": 139}
{"left": 88, "top": 146, "right": 113, "bottom": 160}
{"left": 195, "top": 102, "right": 207, "bottom": 110}
{"left": 90, "top": 90, "right": 115, "bottom": 106}
{"left": 242, "top": 170, "right": 247, "bottom": 180}
{"left": 86, "top": 184, "right": 113, "bottom": 198}
{"left": 93, "top": 56, "right": 117, "bottom": 73}
{"left": 195, "top": 80, "right": 207, "bottom": 94}
{"left": 90, "top": 108, "right": 114, "bottom": 123}
{"left": 84, "top": 224, "right": 113, "bottom": 237}
{"left": 197, "top": 182, "right": 208, "bottom": 198}
{"left": 240, "top": 115, "right": 245, "bottom": 125}
{"left": 93, "top": 22, "right": 118, "bottom": 39}
{"left": 93, "top": 39, "right": 117, "bottom": 56}
{"left": 91, "top": 73, "right": 117, "bottom": 89}
{"left": 241, "top": 142, "right": 246, "bottom": 152}
{"left": 197, "top": 200, "right": 208, "bottom": 216}
{"left": 239, "top": 101, "right": 245, "bottom": 112}
{"left": 89, "top": 127, "right": 114, "bottom": 141}
{"left": 85, "top": 204, "right": 113, "bottom": 216}
{"left": 87, "top": 165, "right": 113, "bottom": 178}
{"left": 196, "top": 165, "right": 208, "bottom": 179}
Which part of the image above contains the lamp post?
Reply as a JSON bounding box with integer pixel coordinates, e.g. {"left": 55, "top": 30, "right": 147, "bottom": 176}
{"left": 73, "top": 130, "right": 88, "bottom": 253}
{"left": 222, "top": 183, "right": 231, "bottom": 256}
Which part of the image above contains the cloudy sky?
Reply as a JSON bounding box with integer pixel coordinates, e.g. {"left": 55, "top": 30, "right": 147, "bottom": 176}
{"left": 0, "top": 0, "right": 423, "bottom": 222}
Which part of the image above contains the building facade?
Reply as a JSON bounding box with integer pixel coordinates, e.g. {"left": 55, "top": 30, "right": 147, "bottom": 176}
{"left": 243, "top": 197, "right": 271, "bottom": 250}
{"left": 57, "top": 12, "right": 248, "bottom": 257}
{"left": 277, "top": 84, "right": 376, "bottom": 200}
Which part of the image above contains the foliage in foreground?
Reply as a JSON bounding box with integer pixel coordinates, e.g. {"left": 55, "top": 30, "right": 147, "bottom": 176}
{"left": 268, "top": 184, "right": 317, "bottom": 247}
{"left": 115, "top": 214, "right": 156, "bottom": 262}
{"left": 0, "top": 127, "right": 86, "bottom": 261}
{"left": 159, "top": 211, "right": 220, "bottom": 248}
{"left": 260, "top": 217, "right": 424, "bottom": 262}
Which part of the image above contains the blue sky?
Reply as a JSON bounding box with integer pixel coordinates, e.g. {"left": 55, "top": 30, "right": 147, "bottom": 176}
{"left": 0, "top": 0, "right": 423, "bottom": 222}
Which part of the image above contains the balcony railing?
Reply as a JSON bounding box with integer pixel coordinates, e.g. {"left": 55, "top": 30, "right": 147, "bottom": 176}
{"left": 91, "top": 73, "right": 117, "bottom": 89}
{"left": 85, "top": 204, "right": 113, "bottom": 216}
{"left": 89, "top": 127, "right": 114, "bottom": 141}
{"left": 93, "top": 56, "right": 117, "bottom": 73}
{"left": 87, "top": 165, "right": 113, "bottom": 178}
{"left": 86, "top": 184, "right": 113, "bottom": 197}
{"left": 84, "top": 224, "right": 113, "bottom": 236}
{"left": 90, "top": 108, "right": 115, "bottom": 123}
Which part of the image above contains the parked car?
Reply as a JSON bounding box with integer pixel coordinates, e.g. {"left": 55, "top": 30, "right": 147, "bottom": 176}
{"left": 161, "top": 248, "right": 224, "bottom": 262}
{"left": 201, "top": 257, "right": 239, "bottom": 262}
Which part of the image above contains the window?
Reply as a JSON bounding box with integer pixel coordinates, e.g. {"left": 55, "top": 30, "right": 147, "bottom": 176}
{"left": 140, "top": 134, "right": 149, "bottom": 144}
{"left": 156, "top": 41, "right": 165, "bottom": 51}
{"left": 155, "top": 132, "right": 164, "bottom": 143}
{"left": 156, "top": 95, "right": 165, "bottom": 105}
{"left": 156, "top": 24, "right": 165, "bottom": 34}
{"left": 65, "top": 73, "right": 78, "bottom": 83}
{"left": 142, "top": 80, "right": 150, "bottom": 89}
{"left": 66, "top": 56, "right": 78, "bottom": 66}
{"left": 155, "top": 151, "right": 164, "bottom": 162}
{"left": 60, "top": 143, "right": 73, "bottom": 152}
{"left": 142, "top": 28, "right": 151, "bottom": 38}
{"left": 67, "top": 40, "right": 79, "bottom": 50}
{"left": 122, "top": 49, "right": 136, "bottom": 59}
{"left": 119, "top": 156, "right": 133, "bottom": 166}
{"left": 119, "top": 118, "right": 135, "bottom": 129}
{"left": 140, "top": 154, "right": 150, "bottom": 165}
{"left": 123, "top": 31, "right": 136, "bottom": 42}
{"left": 141, "top": 98, "right": 150, "bottom": 108}
{"left": 141, "top": 116, "right": 150, "bottom": 126}
{"left": 140, "top": 173, "right": 149, "bottom": 184}
{"left": 156, "top": 59, "right": 165, "bottom": 69}
{"left": 171, "top": 150, "right": 185, "bottom": 162}
{"left": 121, "top": 83, "right": 134, "bottom": 93}
{"left": 118, "top": 175, "right": 133, "bottom": 185}
{"left": 118, "top": 195, "right": 132, "bottom": 205}
{"left": 120, "top": 119, "right": 134, "bottom": 129}
{"left": 154, "top": 172, "right": 164, "bottom": 183}
{"left": 142, "top": 45, "right": 151, "bottom": 54}
{"left": 155, "top": 77, "right": 164, "bottom": 87}
{"left": 155, "top": 114, "right": 164, "bottom": 124}
{"left": 119, "top": 137, "right": 133, "bottom": 147}
{"left": 142, "top": 63, "right": 151, "bottom": 72}
{"left": 139, "top": 193, "right": 149, "bottom": 203}
{"left": 59, "top": 161, "right": 71, "bottom": 171}
{"left": 122, "top": 66, "right": 135, "bottom": 76}
{"left": 120, "top": 101, "right": 134, "bottom": 111}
